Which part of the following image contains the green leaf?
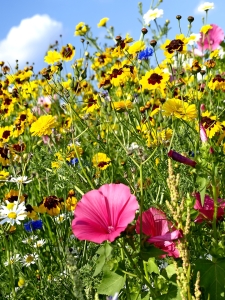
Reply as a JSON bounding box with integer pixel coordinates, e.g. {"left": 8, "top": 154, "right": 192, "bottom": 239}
{"left": 96, "top": 243, "right": 112, "bottom": 257}
{"left": 195, "top": 258, "right": 225, "bottom": 299}
{"left": 196, "top": 176, "right": 207, "bottom": 205}
{"left": 165, "top": 264, "right": 176, "bottom": 279}
{"left": 147, "top": 258, "right": 159, "bottom": 274}
{"left": 156, "top": 283, "right": 181, "bottom": 300}
{"left": 140, "top": 245, "right": 166, "bottom": 261}
{"left": 97, "top": 271, "right": 126, "bottom": 295}
{"left": 94, "top": 244, "right": 112, "bottom": 276}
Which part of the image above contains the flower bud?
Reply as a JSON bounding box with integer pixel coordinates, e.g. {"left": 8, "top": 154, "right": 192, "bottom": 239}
{"left": 176, "top": 15, "right": 182, "bottom": 20}
{"left": 150, "top": 39, "right": 157, "bottom": 47}
{"left": 188, "top": 16, "right": 194, "bottom": 23}
{"left": 141, "top": 28, "right": 148, "bottom": 35}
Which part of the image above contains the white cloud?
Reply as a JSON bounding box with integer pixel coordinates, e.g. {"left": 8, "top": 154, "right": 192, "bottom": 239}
{"left": 0, "top": 15, "right": 62, "bottom": 67}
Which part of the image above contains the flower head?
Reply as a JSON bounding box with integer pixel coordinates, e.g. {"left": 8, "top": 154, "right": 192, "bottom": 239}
{"left": 128, "top": 41, "right": 145, "bottom": 55}
{"left": 138, "top": 47, "right": 154, "bottom": 60}
{"left": 92, "top": 153, "right": 111, "bottom": 170}
{"left": 60, "top": 44, "right": 75, "bottom": 61}
{"left": 44, "top": 50, "right": 62, "bottom": 65}
{"left": 30, "top": 115, "right": 57, "bottom": 137}
{"left": 97, "top": 17, "right": 109, "bottom": 27}
{"left": 24, "top": 220, "right": 43, "bottom": 232}
{"left": 0, "top": 201, "right": 27, "bottom": 225}
{"left": 72, "top": 183, "right": 139, "bottom": 243}
{"left": 22, "top": 253, "right": 38, "bottom": 267}
{"left": 197, "top": 24, "right": 224, "bottom": 51}
{"left": 198, "top": 2, "right": 214, "bottom": 12}
{"left": 143, "top": 8, "right": 163, "bottom": 24}
{"left": 136, "top": 207, "right": 181, "bottom": 257}
{"left": 194, "top": 193, "right": 225, "bottom": 222}
{"left": 162, "top": 98, "right": 197, "bottom": 121}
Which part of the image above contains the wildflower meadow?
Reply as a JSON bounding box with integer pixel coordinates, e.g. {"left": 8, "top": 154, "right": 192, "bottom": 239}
{"left": 1, "top": 1, "right": 225, "bottom": 299}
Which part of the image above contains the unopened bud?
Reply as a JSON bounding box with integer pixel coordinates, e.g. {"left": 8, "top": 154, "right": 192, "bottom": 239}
{"left": 176, "top": 15, "right": 182, "bottom": 20}
{"left": 187, "top": 16, "right": 194, "bottom": 23}
{"left": 150, "top": 39, "right": 157, "bottom": 47}
{"left": 141, "top": 28, "right": 148, "bottom": 35}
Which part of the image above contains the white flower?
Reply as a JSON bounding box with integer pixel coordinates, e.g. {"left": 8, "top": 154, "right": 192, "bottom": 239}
{"left": 22, "top": 235, "right": 38, "bottom": 244}
{"left": 0, "top": 201, "right": 27, "bottom": 226}
{"left": 143, "top": 8, "right": 163, "bottom": 24}
{"left": 4, "top": 254, "right": 20, "bottom": 266}
{"left": 188, "top": 33, "right": 201, "bottom": 45}
{"left": 198, "top": 2, "right": 214, "bottom": 12}
{"left": 33, "top": 239, "right": 46, "bottom": 248}
{"left": 22, "top": 253, "right": 38, "bottom": 267}
{"left": 1, "top": 176, "right": 33, "bottom": 184}
{"left": 55, "top": 213, "right": 68, "bottom": 223}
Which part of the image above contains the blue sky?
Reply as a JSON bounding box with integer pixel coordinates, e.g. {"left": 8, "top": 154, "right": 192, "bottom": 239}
{"left": 0, "top": 0, "right": 224, "bottom": 72}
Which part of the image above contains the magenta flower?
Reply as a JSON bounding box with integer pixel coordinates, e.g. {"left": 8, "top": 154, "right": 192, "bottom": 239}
{"left": 168, "top": 150, "right": 197, "bottom": 168}
{"left": 194, "top": 193, "right": 225, "bottom": 223}
{"left": 197, "top": 24, "right": 224, "bottom": 51}
{"left": 72, "top": 184, "right": 139, "bottom": 243}
{"left": 136, "top": 208, "right": 182, "bottom": 258}
{"left": 200, "top": 124, "right": 208, "bottom": 143}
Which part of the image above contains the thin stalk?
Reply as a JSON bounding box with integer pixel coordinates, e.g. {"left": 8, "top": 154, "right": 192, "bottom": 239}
{"left": 4, "top": 236, "right": 16, "bottom": 299}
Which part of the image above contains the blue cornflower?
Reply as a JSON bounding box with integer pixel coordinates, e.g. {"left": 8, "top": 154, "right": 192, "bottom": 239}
{"left": 67, "top": 158, "right": 79, "bottom": 166}
{"left": 138, "top": 47, "right": 154, "bottom": 60}
{"left": 24, "top": 220, "right": 43, "bottom": 232}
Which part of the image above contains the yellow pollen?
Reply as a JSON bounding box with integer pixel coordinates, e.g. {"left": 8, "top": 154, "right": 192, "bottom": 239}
{"left": 26, "top": 255, "right": 34, "bottom": 263}
{"left": 8, "top": 212, "right": 17, "bottom": 219}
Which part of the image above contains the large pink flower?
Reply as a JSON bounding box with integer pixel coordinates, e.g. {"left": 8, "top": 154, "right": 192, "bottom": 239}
{"left": 197, "top": 24, "right": 224, "bottom": 51}
{"left": 136, "top": 208, "right": 182, "bottom": 258}
{"left": 72, "top": 184, "right": 139, "bottom": 243}
{"left": 194, "top": 193, "right": 225, "bottom": 223}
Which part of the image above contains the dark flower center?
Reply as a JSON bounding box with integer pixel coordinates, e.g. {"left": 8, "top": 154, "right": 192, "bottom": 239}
{"left": 2, "top": 130, "right": 11, "bottom": 139}
{"left": 201, "top": 116, "right": 215, "bottom": 129}
{"left": 148, "top": 73, "right": 163, "bottom": 85}
{"left": 166, "top": 39, "right": 184, "bottom": 54}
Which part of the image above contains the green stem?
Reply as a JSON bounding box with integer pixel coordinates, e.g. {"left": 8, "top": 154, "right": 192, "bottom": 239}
{"left": 4, "top": 236, "right": 16, "bottom": 299}
{"left": 212, "top": 164, "right": 218, "bottom": 245}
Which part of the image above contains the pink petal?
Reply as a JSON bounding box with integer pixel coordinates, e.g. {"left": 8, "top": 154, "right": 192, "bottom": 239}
{"left": 148, "top": 230, "right": 182, "bottom": 243}
{"left": 72, "top": 184, "right": 139, "bottom": 243}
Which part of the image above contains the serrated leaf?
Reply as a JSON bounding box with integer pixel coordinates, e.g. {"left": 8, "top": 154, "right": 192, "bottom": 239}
{"left": 97, "top": 271, "right": 125, "bottom": 295}
{"left": 195, "top": 258, "right": 225, "bottom": 300}
{"left": 147, "top": 258, "right": 159, "bottom": 274}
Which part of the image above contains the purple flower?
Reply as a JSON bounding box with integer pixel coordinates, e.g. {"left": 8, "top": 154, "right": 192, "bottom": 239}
{"left": 138, "top": 47, "right": 154, "bottom": 60}
{"left": 24, "top": 220, "right": 43, "bottom": 232}
{"left": 168, "top": 150, "right": 197, "bottom": 168}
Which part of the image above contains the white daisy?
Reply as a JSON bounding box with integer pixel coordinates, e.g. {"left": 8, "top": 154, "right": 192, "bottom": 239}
{"left": 0, "top": 201, "right": 27, "bottom": 226}
{"left": 1, "top": 176, "right": 33, "bottom": 184}
{"left": 33, "top": 239, "right": 46, "bottom": 248}
{"left": 22, "top": 236, "right": 38, "bottom": 244}
{"left": 143, "top": 8, "right": 163, "bottom": 24}
{"left": 198, "top": 2, "right": 214, "bottom": 12}
{"left": 4, "top": 254, "right": 20, "bottom": 266}
{"left": 55, "top": 213, "right": 69, "bottom": 223}
{"left": 22, "top": 253, "right": 38, "bottom": 267}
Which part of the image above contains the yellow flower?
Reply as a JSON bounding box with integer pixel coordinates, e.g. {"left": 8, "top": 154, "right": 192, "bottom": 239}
{"left": 30, "top": 115, "right": 57, "bottom": 137}
{"left": 161, "top": 34, "right": 189, "bottom": 58}
{"left": 208, "top": 75, "right": 225, "bottom": 90}
{"left": 92, "top": 153, "right": 111, "bottom": 170}
{"left": 210, "top": 49, "right": 219, "bottom": 59}
{"left": 139, "top": 67, "right": 169, "bottom": 92}
{"left": 200, "top": 24, "right": 213, "bottom": 34}
{"left": 201, "top": 111, "right": 222, "bottom": 138}
{"left": 66, "top": 195, "right": 77, "bottom": 211}
{"left": 0, "top": 170, "right": 9, "bottom": 180}
{"left": 74, "top": 22, "right": 89, "bottom": 36}
{"left": 0, "top": 125, "right": 13, "bottom": 142}
{"left": 162, "top": 98, "right": 197, "bottom": 121}
{"left": 128, "top": 41, "right": 145, "bottom": 54}
{"left": 97, "top": 17, "right": 109, "bottom": 27}
{"left": 112, "top": 100, "right": 133, "bottom": 112}
{"left": 44, "top": 50, "right": 62, "bottom": 64}
{"left": 60, "top": 44, "right": 75, "bottom": 61}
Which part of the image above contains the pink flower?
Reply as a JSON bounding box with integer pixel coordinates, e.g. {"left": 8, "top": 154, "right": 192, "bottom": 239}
{"left": 72, "top": 184, "right": 139, "bottom": 243}
{"left": 194, "top": 193, "right": 225, "bottom": 223}
{"left": 33, "top": 96, "right": 52, "bottom": 115}
{"left": 197, "top": 24, "right": 224, "bottom": 51}
{"left": 136, "top": 208, "right": 182, "bottom": 257}
{"left": 200, "top": 124, "right": 208, "bottom": 143}
{"left": 168, "top": 150, "right": 197, "bottom": 168}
